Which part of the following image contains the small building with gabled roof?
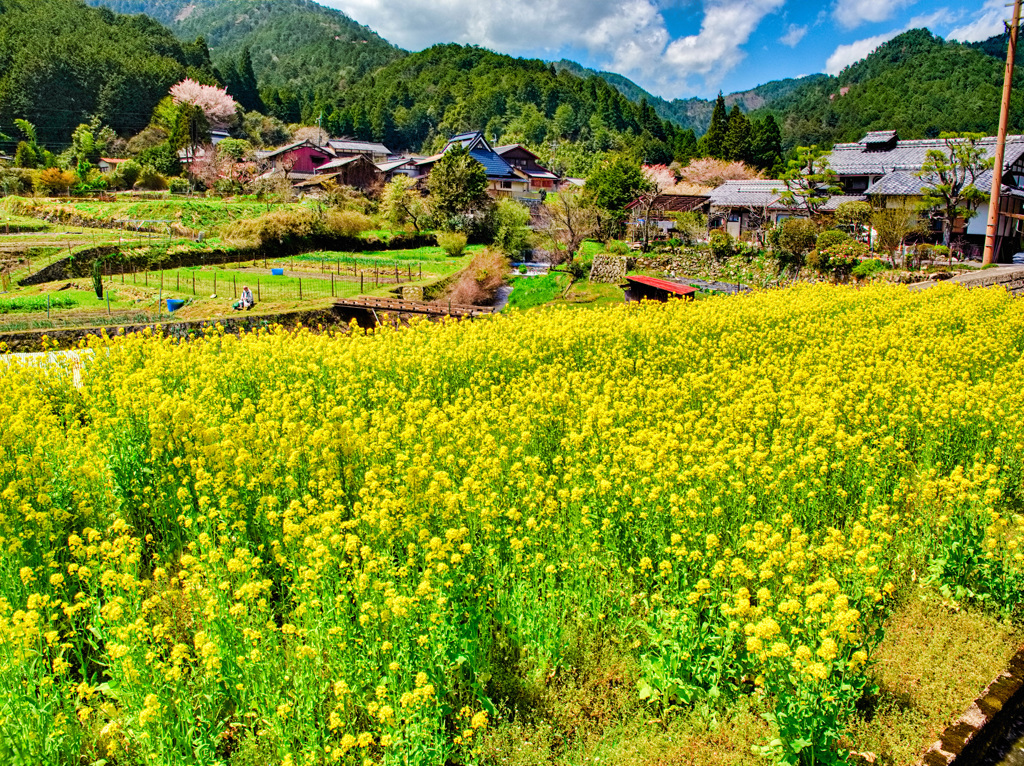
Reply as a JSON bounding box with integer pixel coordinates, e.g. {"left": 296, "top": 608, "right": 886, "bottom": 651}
{"left": 415, "top": 132, "right": 531, "bottom": 200}
{"left": 494, "top": 144, "right": 561, "bottom": 195}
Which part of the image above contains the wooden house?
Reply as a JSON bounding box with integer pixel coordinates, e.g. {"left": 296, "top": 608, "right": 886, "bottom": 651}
{"left": 256, "top": 140, "right": 335, "bottom": 180}
{"left": 304, "top": 154, "right": 383, "bottom": 192}
{"left": 326, "top": 138, "right": 393, "bottom": 163}
{"left": 827, "top": 131, "right": 1024, "bottom": 259}
{"left": 414, "top": 132, "right": 531, "bottom": 200}
{"left": 494, "top": 144, "right": 561, "bottom": 198}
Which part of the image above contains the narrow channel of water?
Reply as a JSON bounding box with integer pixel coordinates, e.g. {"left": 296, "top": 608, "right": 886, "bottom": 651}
{"left": 979, "top": 714, "right": 1024, "bottom": 765}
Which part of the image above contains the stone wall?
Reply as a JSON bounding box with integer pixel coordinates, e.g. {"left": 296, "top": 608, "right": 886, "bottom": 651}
{"left": 920, "top": 643, "right": 1024, "bottom": 764}
{"left": 589, "top": 255, "right": 628, "bottom": 283}
{"left": 0, "top": 307, "right": 346, "bottom": 352}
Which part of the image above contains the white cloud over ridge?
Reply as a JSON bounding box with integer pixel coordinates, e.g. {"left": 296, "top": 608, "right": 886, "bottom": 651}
{"left": 948, "top": 0, "right": 1008, "bottom": 43}
{"left": 832, "top": 0, "right": 917, "bottom": 29}
{"left": 824, "top": 10, "right": 955, "bottom": 75}
{"left": 780, "top": 23, "right": 808, "bottom": 47}
{"left": 321, "top": 0, "right": 784, "bottom": 97}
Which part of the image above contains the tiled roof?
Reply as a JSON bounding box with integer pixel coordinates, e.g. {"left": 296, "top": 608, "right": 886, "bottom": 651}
{"left": 377, "top": 158, "right": 414, "bottom": 172}
{"left": 828, "top": 134, "right": 1024, "bottom": 176}
{"left": 819, "top": 195, "right": 867, "bottom": 211}
{"left": 863, "top": 172, "right": 928, "bottom": 196}
{"left": 708, "top": 180, "right": 787, "bottom": 208}
{"left": 469, "top": 149, "right": 520, "bottom": 180}
{"left": 859, "top": 130, "right": 897, "bottom": 145}
{"left": 327, "top": 139, "right": 392, "bottom": 154}
{"left": 317, "top": 156, "right": 362, "bottom": 171}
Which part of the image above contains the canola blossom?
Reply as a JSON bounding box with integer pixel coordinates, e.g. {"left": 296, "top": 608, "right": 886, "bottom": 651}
{"left": 1, "top": 283, "right": 1023, "bottom": 765}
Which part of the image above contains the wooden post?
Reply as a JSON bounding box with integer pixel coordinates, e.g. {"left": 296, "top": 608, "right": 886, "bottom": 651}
{"left": 144, "top": 271, "right": 148, "bottom": 286}
{"left": 193, "top": 275, "right": 196, "bottom": 295}
{"left": 299, "top": 278, "right": 302, "bottom": 300}
{"left": 176, "top": 272, "right": 180, "bottom": 291}
{"left": 257, "top": 279, "right": 261, "bottom": 302}
{"left": 360, "top": 271, "right": 364, "bottom": 293}
{"left": 160, "top": 272, "right": 163, "bottom": 291}
{"left": 331, "top": 273, "right": 335, "bottom": 297}
{"left": 419, "top": 262, "right": 422, "bottom": 279}
{"left": 984, "top": 0, "right": 1023, "bottom": 265}
{"left": 106, "top": 292, "right": 110, "bottom": 315}
{"left": 233, "top": 274, "right": 237, "bottom": 298}
{"left": 214, "top": 272, "right": 217, "bottom": 295}
{"left": 395, "top": 264, "right": 399, "bottom": 283}
{"left": 47, "top": 294, "right": 50, "bottom": 319}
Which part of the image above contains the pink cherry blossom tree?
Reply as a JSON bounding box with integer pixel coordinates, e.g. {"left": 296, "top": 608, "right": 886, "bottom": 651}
{"left": 170, "top": 79, "right": 238, "bottom": 128}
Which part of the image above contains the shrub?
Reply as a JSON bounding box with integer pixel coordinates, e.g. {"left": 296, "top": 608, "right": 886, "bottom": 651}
{"left": 812, "top": 240, "right": 869, "bottom": 279}
{"left": 709, "top": 230, "right": 734, "bottom": 261}
{"left": 816, "top": 229, "right": 848, "bottom": 251}
{"left": 492, "top": 198, "right": 532, "bottom": 257}
{"left": 777, "top": 218, "right": 818, "bottom": 255}
{"left": 111, "top": 160, "right": 142, "bottom": 190}
{"left": 606, "top": 240, "right": 630, "bottom": 255}
{"left": 135, "top": 165, "right": 168, "bottom": 191}
{"left": 222, "top": 208, "right": 317, "bottom": 248}
{"left": 168, "top": 177, "right": 190, "bottom": 194}
{"left": 323, "top": 209, "right": 373, "bottom": 238}
{"left": 36, "top": 168, "right": 76, "bottom": 196}
{"left": 444, "top": 248, "right": 509, "bottom": 305}
{"left": 437, "top": 231, "right": 468, "bottom": 257}
{"left": 851, "top": 258, "right": 889, "bottom": 280}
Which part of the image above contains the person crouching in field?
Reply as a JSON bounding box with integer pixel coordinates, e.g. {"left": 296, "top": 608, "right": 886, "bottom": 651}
{"left": 234, "top": 285, "right": 255, "bottom": 311}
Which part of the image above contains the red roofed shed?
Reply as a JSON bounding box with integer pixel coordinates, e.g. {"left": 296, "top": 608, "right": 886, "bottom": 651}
{"left": 623, "top": 275, "right": 697, "bottom": 303}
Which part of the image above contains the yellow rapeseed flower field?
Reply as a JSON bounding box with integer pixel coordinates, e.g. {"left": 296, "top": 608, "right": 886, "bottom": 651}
{"left": 1, "top": 283, "right": 1023, "bottom": 765}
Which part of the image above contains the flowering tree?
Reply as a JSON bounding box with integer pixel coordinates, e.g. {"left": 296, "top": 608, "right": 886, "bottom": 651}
{"left": 170, "top": 79, "right": 238, "bottom": 128}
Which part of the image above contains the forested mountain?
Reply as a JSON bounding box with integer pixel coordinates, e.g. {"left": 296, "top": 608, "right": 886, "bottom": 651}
{"left": 0, "top": 0, "right": 216, "bottom": 153}
{"left": 86, "top": 0, "right": 403, "bottom": 119}
{"left": 319, "top": 44, "right": 702, "bottom": 172}
{"left": 553, "top": 59, "right": 826, "bottom": 134}
{"left": 753, "top": 29, "right": 1024, "bottom": 149}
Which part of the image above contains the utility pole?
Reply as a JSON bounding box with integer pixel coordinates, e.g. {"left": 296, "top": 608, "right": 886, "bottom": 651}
{"left": 317, "top": 112, "right": 324, "bottom": 148}
{"left": 983, "top": 0, "right": 1023, "bottom": 265}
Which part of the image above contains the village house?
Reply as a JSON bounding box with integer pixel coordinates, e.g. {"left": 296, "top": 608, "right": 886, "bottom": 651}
{"left": 326, "top": 138, "right": 393, "bottom": 163}
{"left": 625, "top": 189, "right": 711, "bottom": 241}
{"left": 255, "top": 139, "right": 335, "bottom": 181}
{"left": 296, "top": 153, "right": 383, "bottom": 193}
{"left": 413, "top": 132, "right": 546, "bottom": 201}
{"left": 826, "top": 131, "right": 1024, "bottom": 259}
{"left": 494, "top": 144, "right": 561, "bottom": 197}
{"left": 97, "top": 157, "right": 129, "bottom": 174}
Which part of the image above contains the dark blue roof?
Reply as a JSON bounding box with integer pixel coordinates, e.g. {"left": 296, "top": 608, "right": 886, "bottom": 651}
{"left": 469, "top": 149, "right": 518, "bottom": 180}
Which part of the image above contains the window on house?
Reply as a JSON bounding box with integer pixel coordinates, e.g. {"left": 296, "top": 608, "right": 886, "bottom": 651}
{"left": 501, "top": 181, "right": 513, "bottom": 189}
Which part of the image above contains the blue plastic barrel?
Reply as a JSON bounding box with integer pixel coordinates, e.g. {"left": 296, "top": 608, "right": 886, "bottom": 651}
{"left": 271, "top": 268, "right": 284, "bottom": 276}
{"left": 167, "top": 298, "right": 186, "bottom": 312}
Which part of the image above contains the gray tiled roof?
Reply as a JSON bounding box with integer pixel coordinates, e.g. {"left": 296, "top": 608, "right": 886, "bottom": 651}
{"left": 859, "top": 130, "right": 897, "bottom": 145}
{"left": 708, "top": 180, "right": 801, "bottom": 210}
{"left": 819, "top": 195, "right": 868, "bottom": 211}
{"left": 327, "top": 139, "right": 392, "bottom": 155}
{"left": 829, "top": 134, "right": 1024, "bottom": 176}
{"left": 863, "top": 172, "right": 928, "bottom": 196}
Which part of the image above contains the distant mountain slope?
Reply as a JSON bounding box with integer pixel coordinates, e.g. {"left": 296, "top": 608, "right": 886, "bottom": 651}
{"left": 0, "top": 0, "right": 215, "bottom": 150}
{"left": 752, "top": 29, "right": 1024, "bottom": 149}
{"left": 86, "top": 0, "right": 403, "bottom": 101}
{"left": 554, "top": 59, "right": 827, "bottom": 134}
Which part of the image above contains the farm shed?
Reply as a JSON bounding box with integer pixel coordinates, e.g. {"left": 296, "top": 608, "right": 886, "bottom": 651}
{"left": 622, "top": 275, "right": 697, "bottom": 303}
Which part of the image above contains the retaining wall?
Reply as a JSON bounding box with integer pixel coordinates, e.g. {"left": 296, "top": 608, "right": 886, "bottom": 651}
{"left": 0, "top": 307, "right": 347, "bottom": 353}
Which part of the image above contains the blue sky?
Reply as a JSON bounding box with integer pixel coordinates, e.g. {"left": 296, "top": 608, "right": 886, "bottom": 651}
{"left": 322, "top": 0, "right": 1010, "bottom": 99}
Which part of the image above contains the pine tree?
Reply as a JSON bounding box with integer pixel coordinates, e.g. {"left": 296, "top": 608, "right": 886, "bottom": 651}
{"left": 750, "top": 115, "right": 783, "bottom": 172}
{"left": 230, "top": 48, "right": 263, "bottom": 113}
{"left": 723, "top": 105, "right": 751, "bottom": 163}
{"left": 699, "top": 93, "right": 729, "bottom": 159}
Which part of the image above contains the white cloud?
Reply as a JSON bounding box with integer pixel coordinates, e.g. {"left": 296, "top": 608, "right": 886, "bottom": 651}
{"left": 824, "top": 10, "right": 956, "bottom": 75}
{"left": 320, "top": 0, "right": 785, "bottom": 97}
{"left": 948, "top": 0, "right": 1008, "bottom": 43}
{"left": 780, "top": 23, "right": 807, "bottom": 47}
{"left": 832, "top": 0, "right": 917, "bottom": 30}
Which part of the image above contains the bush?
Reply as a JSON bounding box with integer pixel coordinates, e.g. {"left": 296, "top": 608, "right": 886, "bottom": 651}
{"left": 492, "top": 198, "right": 531, "bottom": 257}
{"left": 222, "top": 208, "right": 317, "bottom": 249}
{"left": 135, "top": 165, "right": 168, "bottom": 191}
{"left": 816, "top": 229, "right": 848, "bottom": 251}
{"left": 110, "top": 160, "right": 141, "bottom": 190}
{"left": 437, "top": 231, "right": 468, "bottom": 257}
{"left": 606, "top": 240, "right": 630, "bottom": 255}
{"left": 777, "top": 218, "right": 819, "bottom": 255}
{"left": 444, "top": 248, "right": 509, "bottom": 305}
{"left": 709, "top": 230, "right": 734, "bottom": 261}
{"left": 168, "top": 177, "right": 190, "bottom": 194}
{"left": 812, "top": 240, "right": 869, "bottom": 279}
{"left": 851, "top": 258, "right": 888, "bottom": 280}
{"left": 36, "top": 167, "right": 77, "bottom": 196}
{"left": 323, "top": 209, "right": 372, "bottom": 238}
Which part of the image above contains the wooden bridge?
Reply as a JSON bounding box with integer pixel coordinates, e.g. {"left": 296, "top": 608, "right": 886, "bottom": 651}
{"left": 333, "top": 297, "right": 494, "bottom": 327}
